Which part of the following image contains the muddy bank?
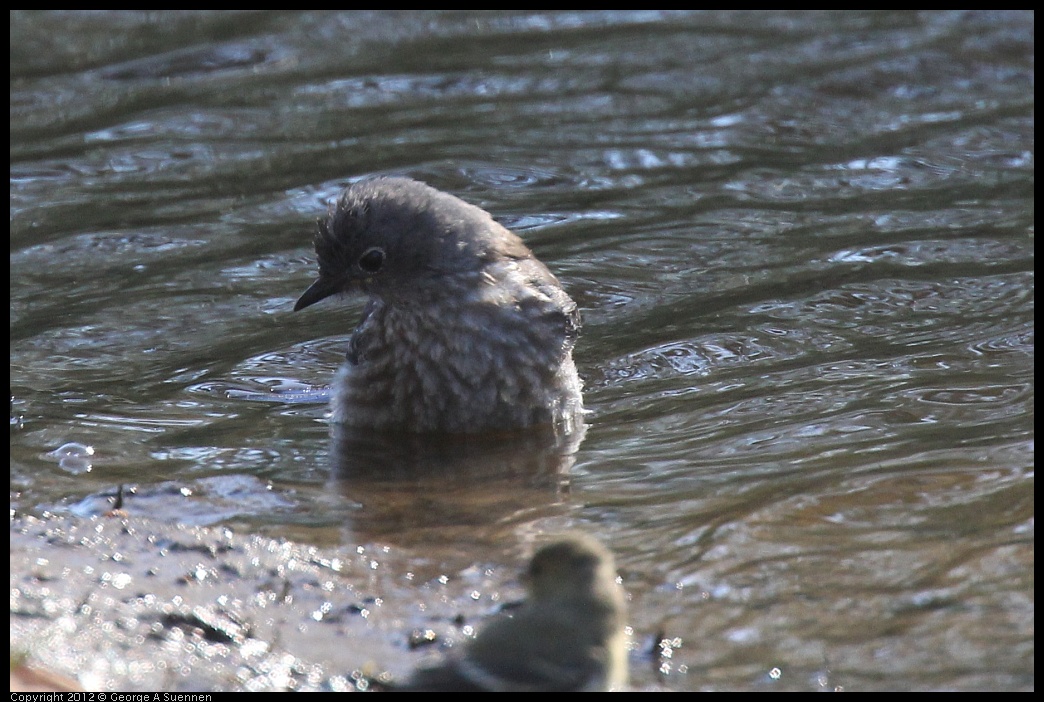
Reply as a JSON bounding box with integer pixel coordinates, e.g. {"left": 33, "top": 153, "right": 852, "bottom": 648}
{"left": 10, "top": 511, "right": 530, "bottom": 692}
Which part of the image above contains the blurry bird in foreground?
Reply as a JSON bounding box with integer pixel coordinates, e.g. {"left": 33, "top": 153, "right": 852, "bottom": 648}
{"left": 398, "top": 533, "right": 628, "bottom": 692}
{"left": 294, "top": 177, "right": 583, "bottom": 436}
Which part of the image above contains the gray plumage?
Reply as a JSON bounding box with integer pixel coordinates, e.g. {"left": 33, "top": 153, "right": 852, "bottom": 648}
{"left": 400, "top": 534, "right": 629, "bottom": 692}
{"left": 295, "top": 177, "right": 583, "bottom": 435}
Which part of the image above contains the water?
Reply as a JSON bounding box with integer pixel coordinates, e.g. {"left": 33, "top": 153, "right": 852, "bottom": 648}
{"left": 10, "top": 10, "right": 1033, "bottom": 691}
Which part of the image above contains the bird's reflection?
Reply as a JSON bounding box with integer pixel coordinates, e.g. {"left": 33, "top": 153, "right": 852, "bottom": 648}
{"left": 328, "top": 422, "right": 586, "bottom": 546}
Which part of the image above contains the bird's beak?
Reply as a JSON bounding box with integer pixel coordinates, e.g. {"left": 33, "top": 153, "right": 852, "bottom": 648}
{"left": 294, "top": 276, "right": 344, "bottom": 311}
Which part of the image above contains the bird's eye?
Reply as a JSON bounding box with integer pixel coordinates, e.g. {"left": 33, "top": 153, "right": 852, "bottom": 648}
{"left": 358, "top": 247, "right": 385, "bottom": 273}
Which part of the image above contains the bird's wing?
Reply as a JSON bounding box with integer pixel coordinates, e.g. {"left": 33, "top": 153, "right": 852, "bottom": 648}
{"left": 461, "top": 607, "right": 604, "bottom": 691}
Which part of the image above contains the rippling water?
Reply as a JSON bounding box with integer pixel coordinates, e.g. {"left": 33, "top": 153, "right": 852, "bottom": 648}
{"left": 10, "top": 11, "right": 1033, "bottom": 691}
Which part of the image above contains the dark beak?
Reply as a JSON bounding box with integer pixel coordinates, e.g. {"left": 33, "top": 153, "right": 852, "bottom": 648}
{"left": 294, "top": 276, "right": 344, "bottom": 311}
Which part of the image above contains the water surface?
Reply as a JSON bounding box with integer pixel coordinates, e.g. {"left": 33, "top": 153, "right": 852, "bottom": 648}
{"left": 10, "top": 10, "right": 1033, "bottom": 691}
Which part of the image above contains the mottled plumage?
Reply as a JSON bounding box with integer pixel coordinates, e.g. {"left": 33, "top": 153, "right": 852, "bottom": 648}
{"left": 295, "top": 177, "right": 583, "bottom": 434}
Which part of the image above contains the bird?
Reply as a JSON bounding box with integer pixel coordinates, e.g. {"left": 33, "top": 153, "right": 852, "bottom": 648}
{"left": 294, "top": 176, "right": 583, "bottom": 435}
{"left": 399, "top": 533, "right": 629, "bottom": 691}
